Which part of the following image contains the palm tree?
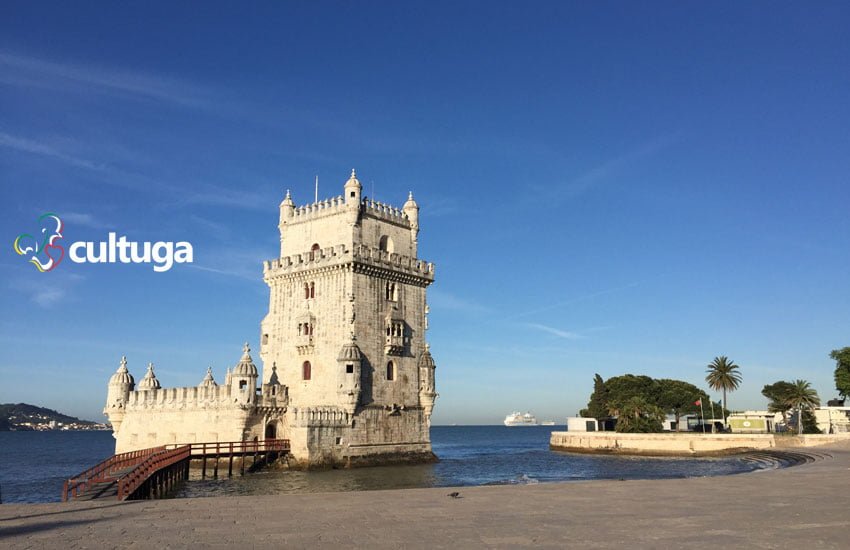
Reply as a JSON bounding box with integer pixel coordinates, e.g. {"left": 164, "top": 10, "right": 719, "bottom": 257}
{"left": 785, "top": 379, "right": 820, "bottom": 435}
{"left": 705, "top": 356, "right": 742, "bottom": 426}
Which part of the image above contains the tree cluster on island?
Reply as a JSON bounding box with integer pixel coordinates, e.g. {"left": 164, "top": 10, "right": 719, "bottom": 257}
{"left": 579, "top": 374, "right": 719, "bottom": 433}
{"left": 579, "top": 347, "right": 849, "bottom": 434}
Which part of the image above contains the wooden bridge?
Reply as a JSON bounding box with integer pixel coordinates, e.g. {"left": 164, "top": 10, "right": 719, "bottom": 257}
{"left": 62, "top": 439, "right": 289, "bottom": 502}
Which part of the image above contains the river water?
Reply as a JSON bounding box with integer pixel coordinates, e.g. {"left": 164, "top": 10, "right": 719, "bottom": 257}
{"left": 0, "top": 427, "right": 775, "bottom": 504}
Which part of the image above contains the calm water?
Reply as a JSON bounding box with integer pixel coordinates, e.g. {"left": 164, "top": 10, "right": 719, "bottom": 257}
{"left": 0, "top": 427, "right": 774, "bottom": 504}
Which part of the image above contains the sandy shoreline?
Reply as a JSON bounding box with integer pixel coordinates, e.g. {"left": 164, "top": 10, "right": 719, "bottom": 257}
{"left": 2, "top": 440, "right": 850, "bottom": 549}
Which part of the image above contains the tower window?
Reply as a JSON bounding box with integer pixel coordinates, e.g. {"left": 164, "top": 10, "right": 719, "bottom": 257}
{"left": 379, "top": 235, "right": 394, "bottom": 253}
{"left": 309, "top": 243, "right": 320, "bottom": 261}
{"left": 386, "top": 361, "right": 395, "bottom": 381}
{"left": 304, "top": 282, "right": 310, "bottom": 299}
{"left": 239, "top": 380, "right": 247, "bottom": 390}
{"left": 310, "top": 282, "right": 315, "bottom": 299}
{"left": 302, "top": 361, "right": 312, "bottom": 381}
{"left": 385, "top": 282, "right": 398, "bottom": 301}
{"left": 346, "top": 364, "right": 354, "bottom": 374}
{"left": 262, "top": 333, "right": 269, "bottom": 345}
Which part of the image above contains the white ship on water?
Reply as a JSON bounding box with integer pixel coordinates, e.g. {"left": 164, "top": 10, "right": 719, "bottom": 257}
{"left": 504, "top": 411, "right": 539, "bottom": 426}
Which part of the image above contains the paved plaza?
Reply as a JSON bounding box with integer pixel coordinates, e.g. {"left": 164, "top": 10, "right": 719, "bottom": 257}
{"left": 2, "top": 441, "right": 849, "bottom": 549}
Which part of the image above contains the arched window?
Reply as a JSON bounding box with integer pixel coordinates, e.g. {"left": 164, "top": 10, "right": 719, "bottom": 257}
{"left": 379, "top": 235, "right": 394, "bottom": 253}
{"left": 302, "top": 361, "right": 312, "bottom": 381}
{"left": 310, "top": 243, "right": 320, "bottom": 260}
{"left": 310, "top": 281, "right": 315, "bottom": 299}
{"left": 386, "top": 361, "right": 395, "bottom": 381}
{"left": 385, "top": 282, "right": 397, "bottom": 301}
{"left": 304, "top": 282, "right": 310, "bottom": 299}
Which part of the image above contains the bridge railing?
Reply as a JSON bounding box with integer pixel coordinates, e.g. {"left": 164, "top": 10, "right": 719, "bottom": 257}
{"left": 117, "top": 445, "right": 191, "bottom": 501}
{"left": 62, "top": 446, "right": 166, "bottom": 502}
{"left": 164, "top": 438, "right": 290, "bottom": 455}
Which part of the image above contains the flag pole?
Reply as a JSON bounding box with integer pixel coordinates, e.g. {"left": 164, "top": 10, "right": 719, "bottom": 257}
{"left": 699, "top": 399, "right": 706, "bottom": 433}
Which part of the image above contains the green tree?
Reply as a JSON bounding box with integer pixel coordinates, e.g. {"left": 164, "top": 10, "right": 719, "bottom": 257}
{"left": 785, "top": 379, "right": 820, "bottom": 435}
{"left": 609, "top": 396, "right": 665, "bottom": 433}
{"left": 656, "top": 379, "right": 708, "bottom": 431}
{"left": 581, "top": 374, "right": 609, "bottom": 420}
{"left": 705, "top": 356, "right": 742, "bottom": 426}
{"left": 762, "top": 381, "right": 796, "bottom": 428}
{"left": 831, "top": 347, "right": 850, "bottom": 399}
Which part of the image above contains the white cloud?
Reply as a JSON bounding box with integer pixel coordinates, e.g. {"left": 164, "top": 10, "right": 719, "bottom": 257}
{"left": 525, "top": 323, "right": 583, "bottom": 340}
{"left": 0, "top": 131, "right": 105, "bottom": 171}
{"left": 8, "top": 272, "right": 84, "bottom": 308}
{"left": 428, "top": 289, "right": 492, "bottom": 315}
{"left": 60, "top": 212, "right": 113, "bottom": 230}
{"left": 0, "top": 51, "right": 212, "bottom": 107}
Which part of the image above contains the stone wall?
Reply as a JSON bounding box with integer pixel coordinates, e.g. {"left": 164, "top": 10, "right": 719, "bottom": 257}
{"left": 550, "top": 431, "right": 850, "bottom": 456}
{"left": 549, "top": 431, "right": 777, "bottom": 456}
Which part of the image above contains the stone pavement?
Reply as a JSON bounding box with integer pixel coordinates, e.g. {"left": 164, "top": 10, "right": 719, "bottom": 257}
{"left": 2, "top": 441, "right": 849, "bottom": 549}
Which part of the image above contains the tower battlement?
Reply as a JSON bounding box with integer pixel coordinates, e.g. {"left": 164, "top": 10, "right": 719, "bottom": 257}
{"left": 360, "top": 198, "right": 409, "bottom": 226}
{"left": 262, "top": 243, "right": 434, "bottom": 282}
{"left": 291, "top": 195, "right": 347, "bottom": 221}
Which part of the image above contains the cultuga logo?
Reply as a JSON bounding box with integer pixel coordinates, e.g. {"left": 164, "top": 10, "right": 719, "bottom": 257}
{"left": 13, "top": 213, "right": 193, "bottom": 273}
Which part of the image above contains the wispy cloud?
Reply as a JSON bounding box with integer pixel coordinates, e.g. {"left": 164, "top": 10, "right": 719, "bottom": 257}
{"left": 0, "top": 51, "right": 213, "bottom": 107}
{"left": 525, "top": 323, "right": 583, "bottom": 340}
{"left": 60, "top": 212, "right": 114, "bottom": 230}
{"left": 186, "top": 264, "right": 258, "bottom": 282}
{"left": 420, "top": 196, "right": 459, "bottom": 218}
{"left": 504, "top": 281, "right": 640, "bottom": 321}
{"left": 8, "top": 272, "right": 85, "bottom": 308}
{"left": 175, "top": 184, "right": 276, "bottom": 211}
{"left": 188, "top": 214, "right": 232, "bottom": 241}
{"left": 428, "top": 289, "right": 492, "bottom": 315}
{"left": 523, "top": 134, "right": 682, "bottom": 205}
{"left": 0, "top": 131, "right": 106, "bottom": 171}
{"left": 186, "top": 245, "right": 276, "bottom": 282}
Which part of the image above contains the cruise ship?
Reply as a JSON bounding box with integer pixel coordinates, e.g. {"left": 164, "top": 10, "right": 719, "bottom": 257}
{"left": 504, "top": 411, "right": 539, "bottom": 426}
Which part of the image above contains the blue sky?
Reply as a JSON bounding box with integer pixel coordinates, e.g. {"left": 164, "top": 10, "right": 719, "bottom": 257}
{"left": 1, "top": 2, "right": 849, "bottom": 424}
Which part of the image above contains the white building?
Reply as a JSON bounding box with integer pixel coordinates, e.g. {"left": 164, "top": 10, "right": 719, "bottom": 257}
{"left": 814, "top": 406, "right": 850, "bottom": 434}
{"left": 104, "top": 171, "right": 438, "bottom": 468}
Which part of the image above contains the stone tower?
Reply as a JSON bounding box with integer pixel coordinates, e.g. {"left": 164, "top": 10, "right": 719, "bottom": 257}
{"left": 260, "top": 170, "right": 437, "bottom": 466}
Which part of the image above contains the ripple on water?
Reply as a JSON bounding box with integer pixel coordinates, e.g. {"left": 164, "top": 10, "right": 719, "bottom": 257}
{"left": 0, "top": 427, "right": 818, "bottom": 503}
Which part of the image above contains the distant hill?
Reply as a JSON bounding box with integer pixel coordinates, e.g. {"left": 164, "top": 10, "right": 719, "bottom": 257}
{"left": 0, "top": 403, "right": 105, "bottom": 431}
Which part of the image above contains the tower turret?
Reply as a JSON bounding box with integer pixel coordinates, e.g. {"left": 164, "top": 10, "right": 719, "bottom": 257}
{"left": 104, "top": 356, "right": 134, "bottom": 433}
{"left": 336, "top": 334, "right": 363, "bottom": 415}
{"left": 199, "top": 366, "right": 217, "bottom": 387}
{"left": 344, "top": 169, "right": 362, "bottom": 205}
{"left": 137, "top": 362, "right": 161, "bottom": 390}
{"left": 418, "top": 344, "right": 437, "bottom": 420}
{"left": 403, "top": 191, "right": 419, "bottom": 253}
{"left": 231, "top": 342, "right": 259, "bottom": 405}
{"left": 279, "top": 190, "right": 295, "bottom": 257}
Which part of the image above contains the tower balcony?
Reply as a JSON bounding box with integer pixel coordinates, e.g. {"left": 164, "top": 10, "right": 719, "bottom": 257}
{"left": 384, "top": 335, "right": 405, "bottom": 356}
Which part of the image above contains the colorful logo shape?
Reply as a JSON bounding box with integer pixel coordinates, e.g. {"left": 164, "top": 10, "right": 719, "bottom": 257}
{"left": 13, "top": 213, "right": 65, "bottom": 272}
